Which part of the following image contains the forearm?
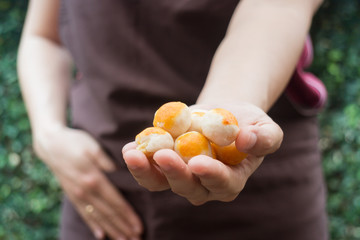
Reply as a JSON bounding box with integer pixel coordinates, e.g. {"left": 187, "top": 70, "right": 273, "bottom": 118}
{"left": 17, "top": 35, "right": 72, "bottom": 136}
{"left": 197, "top": 0, "right": 322, "bottom": 111}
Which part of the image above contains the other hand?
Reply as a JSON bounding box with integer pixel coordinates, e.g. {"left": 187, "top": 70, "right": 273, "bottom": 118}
{"left": 34, "top": 126, "right": 143, "bottom": 240}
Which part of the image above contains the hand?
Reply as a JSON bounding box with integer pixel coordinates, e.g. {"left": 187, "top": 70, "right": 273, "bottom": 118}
{"left": 34, "top": 126, "right": 143, "bottom": 240}
{"left": 122, "top": 102, "right": 283, "bottom": 205}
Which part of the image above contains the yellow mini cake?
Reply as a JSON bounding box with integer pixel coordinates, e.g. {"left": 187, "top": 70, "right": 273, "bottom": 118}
{"left": 201, "top": 108, "right": 240, "bottom": 146}
{"left": 153, "top": 101, "right": 191, "bottom": 138}
{"left": 174, "top": 131, "right": 215, "bottom": 163}
{"left": 135, "top": 127, "right": 174, "bottom": 157}
{"left": 188, "top": 109, "right": 208, "bottom": 133}
{"left": 212, "top": 142, "right": 248, "bottom": 166}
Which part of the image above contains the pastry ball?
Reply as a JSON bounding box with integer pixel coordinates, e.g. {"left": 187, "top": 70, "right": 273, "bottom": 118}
{"left": 135, "top": 127, "right": 174, "bottom": 157}
{"left": 202, "top": 108, "right": 240, "bottom": 146}
{"left": 174, "top": 131, "right": 215, "bottom": 163}
{"left": 153, "top": 101, "right": 191, "bottom": 138}
{"left": 188, "top": 109, "right": 208, "bottom": 133}
{"left": 212, "top": 142, "right": 248, "bottom": 166}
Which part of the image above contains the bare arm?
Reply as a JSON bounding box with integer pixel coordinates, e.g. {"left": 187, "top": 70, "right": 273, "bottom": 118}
{"left": 198, "top": 0, "right": 323, "bottom": 111}
{"left": 18, "top": 1, "right": 142, "bottom": 239}
{"left": 17, "top": 0, "right": 70, "bottom": 136}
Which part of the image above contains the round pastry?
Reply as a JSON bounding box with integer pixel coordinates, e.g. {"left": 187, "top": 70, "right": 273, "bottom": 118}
{"left": 212, "top": 142, "right": 248, "bottom": 166}
{"left": 153, "top": 101, "right": 191, "bottom": 138}
{"left": 201, "top": 108, "right": 240, "bottom": 146}
{"left": 188, "top": 109, "right": 208, "bottom": 133}
{"left": 174, "top": 131, "right": 215, "bottom": 163}
{"left": 135, "top": 127, "right": 174, "bottom": 157}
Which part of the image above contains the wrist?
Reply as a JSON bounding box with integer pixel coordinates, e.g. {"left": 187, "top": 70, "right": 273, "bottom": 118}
{"left": 197, "top": 91, "right": 270, "bottom": 112}
{"left": 32, "top": 122, "right": 67, "bottom": 144}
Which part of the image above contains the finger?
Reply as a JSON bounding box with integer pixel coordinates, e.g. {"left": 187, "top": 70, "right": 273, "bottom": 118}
{"left": 89, "top": 146, "right": 116, "bottom": 172}
{"left": 65, "top": 173, "right": 143, "bottom": 240}
{"left": 188, "top": 156, "right": 237, "bottom": 192}
{"left": 238, "top": 155, "right": 264, "bottom": 179}
{"left": 71, "top": 170, "right": 143, "bottom": 238}
{"left": 88, "top": 194, "right": 140, "bottom": 239}
{"left": 122, "top": 142, "right": 138, "bottom": 154}
{"left": 236, "top": 123, "right": 283, "bottom": 157}
{"left": 188, "top": 156, "right": 245, "bottom": 202}
{"left": 235, "top": 126, "right": 258, "bottom": 151}
{"left": 63, "top": 187, "right": 106, "bottom": 240}
{"left": 78, "top": 208, "right": 105, "bottom": 240}
{"left": 77, "top": 173, "right": 143, "bottom": 239}
{"left": 153, "top": 149, "right": 209, "bottom": 205}
{"left": 89, "top": 208, "right": 128, "bottom": 240}
{"left": 94, "top": 176, "right": 144, "bottom": 236}
{"left": 123, "top": 149, "right": 170, "bottom": 191}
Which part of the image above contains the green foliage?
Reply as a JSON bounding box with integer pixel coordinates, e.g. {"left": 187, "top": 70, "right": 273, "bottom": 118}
{"left": 0, "top": 0, "right": 359, "bottom": 239}
{"left": 0, "top": 1, "right": 62, "bottom": 239}
{"left": 311, "top": 1, "right": 360, "bottom": 239}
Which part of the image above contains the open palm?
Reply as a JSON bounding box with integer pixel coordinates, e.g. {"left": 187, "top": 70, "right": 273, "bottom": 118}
{"left": 123, "top": 102, "right": 283, "bottom": 205}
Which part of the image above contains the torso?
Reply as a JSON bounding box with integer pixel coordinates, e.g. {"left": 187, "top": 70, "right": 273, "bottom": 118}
{"left": 59, "top": 1, "right": 328, "bottom": 239}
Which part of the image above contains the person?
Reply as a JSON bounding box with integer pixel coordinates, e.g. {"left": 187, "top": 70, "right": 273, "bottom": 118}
{"left": 17, "top": 0, "right": 328, "bottom": 239}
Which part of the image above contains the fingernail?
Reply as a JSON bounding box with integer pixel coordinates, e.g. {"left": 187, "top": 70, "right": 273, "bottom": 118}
{"left": 94, "top": 229, "right": 103, "bottom": 239}
{"left": 127, "top": 164, "right": 139, "bottom": 171}
{"left": 245, "top": 132, "right": 257, "bottom": 150}
{"left": 133, "top": 225, "right": 142, "bottom": 234}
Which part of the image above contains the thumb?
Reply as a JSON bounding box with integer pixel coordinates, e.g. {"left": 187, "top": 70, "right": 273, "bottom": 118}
{"left": 235, "top": 123, "right": 283, "bottom": 157}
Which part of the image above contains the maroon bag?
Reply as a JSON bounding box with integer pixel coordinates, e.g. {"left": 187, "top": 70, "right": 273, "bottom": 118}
{"left": 286, "top": 36, "right": 328, "bottom": 116}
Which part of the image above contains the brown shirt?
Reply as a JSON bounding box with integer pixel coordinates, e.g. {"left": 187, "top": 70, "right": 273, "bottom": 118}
{"left": 59, "top": 1, "right": 328, "bottom": 239}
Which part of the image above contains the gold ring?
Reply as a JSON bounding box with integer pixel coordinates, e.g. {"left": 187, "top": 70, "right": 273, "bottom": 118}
{"left": 85, "top": 204, "right": 94, "bottom": 213}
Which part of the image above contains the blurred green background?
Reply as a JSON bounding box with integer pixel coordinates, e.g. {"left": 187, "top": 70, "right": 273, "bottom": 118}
{"left": 0, "top": 0, "right": 359, "bottom": 239}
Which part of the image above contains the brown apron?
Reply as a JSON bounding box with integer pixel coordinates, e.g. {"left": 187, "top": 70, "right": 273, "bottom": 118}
{"left": 58, "top": 1, "right": 328, "bottom": 239}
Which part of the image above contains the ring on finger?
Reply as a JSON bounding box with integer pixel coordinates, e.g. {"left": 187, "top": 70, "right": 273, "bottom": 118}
{"left": 85, "top": 204, "right": 94, "bottom": 214}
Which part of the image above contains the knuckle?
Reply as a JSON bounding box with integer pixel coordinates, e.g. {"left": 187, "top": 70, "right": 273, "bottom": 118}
{"left": 147, "top": 186, "right": 163, "bottom": 192}
{"left": 171, "top": 188, "right": 189, "bottom": 197}
{"left": 262, "top": 135, "right": 275, "bottom": 152}
{"left": 276, "top": 128, "right": 284, "bottom": 150}
{"left": 73, "top": 148, "right": 88, "bottom": 160}
{"left": 261, "top": 125, "right": 284, "bottom": 154}
{"left": 73, "top": 187, "right": 87, "bottom": 201}
{"left": 80, "top": 174, "right": 99, "bottom": 190}
{"left": 90, "top": 145, "right": 102, "bottom": 158}
{"left": 222, "top": 194, "right": 238, "bottom": 202}
{"left": 189, "top": 199, "right": 206, "bottom": 206}
{"left": 220, "top": 189, "right": 241, "bottom": 203}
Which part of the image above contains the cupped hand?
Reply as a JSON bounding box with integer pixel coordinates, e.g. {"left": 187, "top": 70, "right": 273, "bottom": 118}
{"left": 34, "top": 126, "right": 143, "bottom": 240}
{"left": 123, "top": 102, "right": 283, "bottom": 205}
